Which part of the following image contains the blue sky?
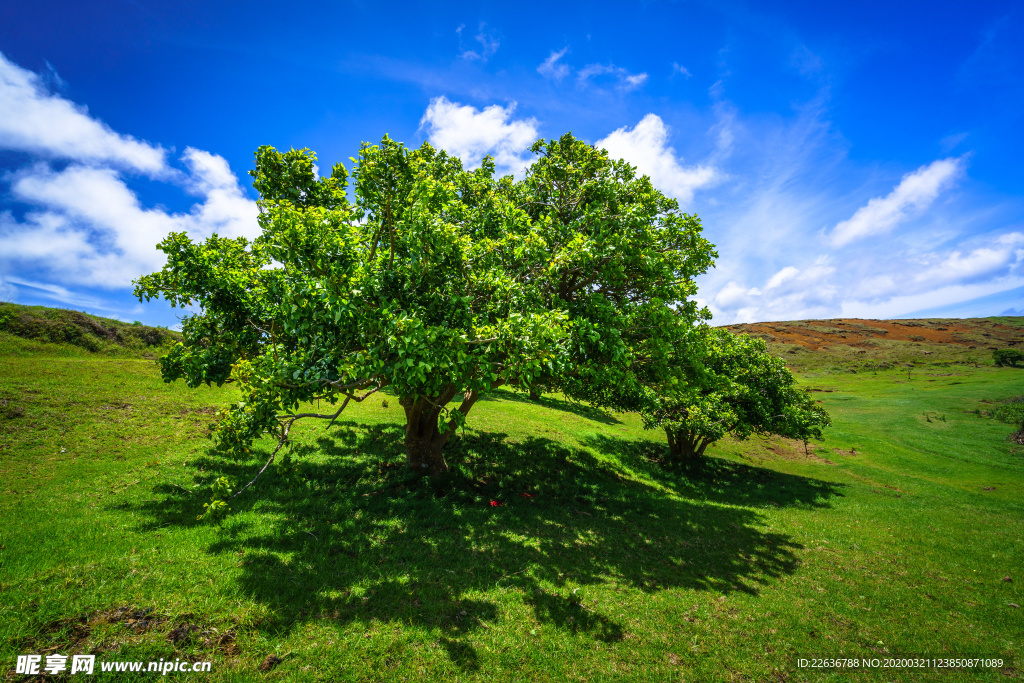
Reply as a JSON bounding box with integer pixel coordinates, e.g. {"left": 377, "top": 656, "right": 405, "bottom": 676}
{"left": 1, "top": 0, "right": 1022, "bottom": 327}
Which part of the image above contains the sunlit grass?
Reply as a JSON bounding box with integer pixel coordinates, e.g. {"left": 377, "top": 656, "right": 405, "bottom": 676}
{"left": 1, "top": 337, "right": 1021, "bottom": 681}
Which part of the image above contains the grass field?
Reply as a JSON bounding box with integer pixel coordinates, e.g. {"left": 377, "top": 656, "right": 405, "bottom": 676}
{"left": 1, "top": 307, "right": 1022, "bottom": 681}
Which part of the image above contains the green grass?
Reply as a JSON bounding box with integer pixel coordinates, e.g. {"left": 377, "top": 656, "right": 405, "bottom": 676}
{"left": 1, "top": 329, "right": 1022, "bottom": 680}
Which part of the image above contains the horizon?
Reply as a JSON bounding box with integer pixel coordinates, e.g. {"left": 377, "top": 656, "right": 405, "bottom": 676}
{"left": 0, "top": 1, "right": 1021, "bottom": 327}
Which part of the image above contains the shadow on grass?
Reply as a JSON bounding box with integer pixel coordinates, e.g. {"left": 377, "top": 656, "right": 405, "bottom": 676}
{"left": 582, "top": 434, "right": 845, "bottom": 510}
{"left": 124, "top": 422, "right": 840, "bottom": 670}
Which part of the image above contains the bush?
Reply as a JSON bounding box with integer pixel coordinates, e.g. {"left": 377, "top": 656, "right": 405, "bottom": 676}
{"left": 993, "top": 396, "right": 1024, "bottom": 428}
{"left": 993, "top": 348, "right": 1024, "bottom": 367}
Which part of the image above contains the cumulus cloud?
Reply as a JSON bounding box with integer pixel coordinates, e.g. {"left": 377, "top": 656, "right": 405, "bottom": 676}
{"left": 0, "top": 156, "right": 258, "bottom": 288}
{"left": 180, "top": 148, "right": 261, "bottom": 239}
{"left": 829, "top": 157, "right": 964, "bottom": 247}
{"left": 538, "top": 48, "right": 570, "bottom": 81}
{"left": 577, "top": 63, "right": 648, "bottom": 90}
{"left": 0, "top": 53, "right": 258, "bottom": 291}
{"left": 0, "top": 52, "right": 167, "bottom": 175}
{"left": 420, "top": 96, "right": 539, "bottom": 175}
{"left": 596, "top": 114, "right": 717, "bottom": 206}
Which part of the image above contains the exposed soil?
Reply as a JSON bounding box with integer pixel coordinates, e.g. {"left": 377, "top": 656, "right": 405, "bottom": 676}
{"left": 11, "top": 606, "right": 241, "bottom": 662}
{"left": 724, "top": 318, "right": 1023, "bottom": 352}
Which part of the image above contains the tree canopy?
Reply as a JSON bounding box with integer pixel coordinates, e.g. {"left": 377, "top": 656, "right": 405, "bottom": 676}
{"left": 642, "top": 327, "right": 831, "bottom": 462}
{"left": 134, "top": 133, "right": 716, "bottom": 490}
{"left": 993, "top": 348, "right": 1023, "bottom": 367}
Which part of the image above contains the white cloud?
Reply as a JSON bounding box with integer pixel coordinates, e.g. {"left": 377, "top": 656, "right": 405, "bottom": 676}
{"left": 0, "top": 53, "right": 259, "bottom": 295}
{"left": 596, "top": 114, "right": 717, "bottom": 206}
{"left": 0, "top": 276, "right": 14, "bottom": 302}
{"left": 714, "top": 281, "right": 756, "bottom": 308}
{"left": 180, "top": 148, "right": 261, "bottom": 240}
{"left": 538, "top": 52, "right": 646, "bottom": 90}
{"left": 764, "top": 266, "right": 799, "bottom": 290}
{"left": 2, "top": 276, "right": 133, "bottom": 312}
{"left": 0, "top": 154, "right": 258, "bottom": 288}
{"left": 840, "top": 276, "right": 1024, "bottom": 320}
{"left": 704, "top": 231, "right": 1024, "bottom": 324}
{"left": 636, "top": 80, "right": 1016, "bottom": 325}
{"left": 457, "top": 23, "right": 500, "bottom": 61}
{"left": 0, "top": 52, "right": 167, "bottom": 175}
{"left": 719, "top": 258, "right": 839, "bottom": 321}
{"left": 672, "top": 62, "right": 692, "bottom": 78}
{"left": 538, "top": 48, "right": 570, "bottom": 81}
{"left": 420, "top": 96, "right": 539, "bottom": 176}
{"left": 914, "top": 232, "right": 1024, "bottom": 286}
{"left": 829, "top": 157, "right": 964, "bottom": 247}
{"left": 577, "top": 63, "right": 648, "bottom": 91}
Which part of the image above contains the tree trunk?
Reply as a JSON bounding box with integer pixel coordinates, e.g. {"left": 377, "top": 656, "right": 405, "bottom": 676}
{"left": 528, "top": 385, "right": 542, "bottom": 401}
{"left": 399, "top": 385, "right": 482, "bottom": 477}
{"left": 665, "top": 428, "right": 708, "bottom": 462}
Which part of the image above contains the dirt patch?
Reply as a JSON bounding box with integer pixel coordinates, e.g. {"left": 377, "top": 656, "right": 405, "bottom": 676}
{"left": 14, "top": 607, "right": 163, "bottom": 655}
{"left": 260, "top": 654, "right": 283, "bottom": 672}
{"left": 724, "top": 318, "right": 1023, "bottom": 351}
{"left": 13, "top": 606, "right": 240, "bottom": 660}
{"left": 179, "top": 406, "right": 217, "bottom": 416}
{"left": 1, "top": 398, "right": 25, "bottom": 419}
{"left": 761, "top": 438, "right": 835, "bottom": 465}
{"left": 166, "top": 619, "right": 239, "bottom": 655}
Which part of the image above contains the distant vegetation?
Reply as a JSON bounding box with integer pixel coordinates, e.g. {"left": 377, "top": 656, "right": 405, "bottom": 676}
{"left": 0, "top": 302, "right": 180, "bottom": 356}
{"left": 994, "top": 348, "right": 1024, "bottom": 367}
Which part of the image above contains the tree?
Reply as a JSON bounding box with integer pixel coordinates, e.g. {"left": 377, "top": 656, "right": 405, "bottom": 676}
{"left": 134, "top": 133, "right": 715, "bottom": 490}
{"left": 513, "top": 135, "right": 716, "bottom": 412}
{"left": 642, "top": 328, "right": 831, "bottom": 463}
{"left": 993, "top": 348, "right": 1024, "bottom": 367}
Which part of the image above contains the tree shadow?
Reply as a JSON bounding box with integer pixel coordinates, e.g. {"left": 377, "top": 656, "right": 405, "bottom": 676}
{"left": 582, "top": 434, "right": 845, "bottom": 510}
{"left": 121, "top": 422, "right": 821, "bottom": 669}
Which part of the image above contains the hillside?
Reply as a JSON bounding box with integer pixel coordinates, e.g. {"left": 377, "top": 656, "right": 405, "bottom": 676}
{"left": 0, "top": 302, "right": 181, "bottom": 357}
{"left": 725, "top": 316, "right": 1024, "bottom": 372}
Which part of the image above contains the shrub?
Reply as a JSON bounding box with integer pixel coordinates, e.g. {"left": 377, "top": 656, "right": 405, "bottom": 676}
{"left": 993, "top": 348, "right": 1024, "bottom": 367}
{"left": 993, "top": 396, "right": 1024, "bottom": 428}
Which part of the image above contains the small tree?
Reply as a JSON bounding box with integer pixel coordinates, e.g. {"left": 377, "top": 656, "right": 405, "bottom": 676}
{"left": 993, "top": 348, "right": 1024, "bottom": 367}
{"left": 134, "top": 134, "right": 716, "bottom": 487}
{"left": 642, "top": 328, "right": 831, "bottom": 462}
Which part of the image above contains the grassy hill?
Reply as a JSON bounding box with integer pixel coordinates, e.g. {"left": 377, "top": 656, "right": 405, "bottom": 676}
{"left": 726, "top": 316, "right": 1024, "bottom": 373}
{"left": 0, "top": 302, "right": 180, "bottom": 357}
{"left": 1, "top": 309, "right": 1022, "bottom": 681}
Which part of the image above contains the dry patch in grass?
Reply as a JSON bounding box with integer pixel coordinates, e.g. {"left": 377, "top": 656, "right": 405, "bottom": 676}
{"left": 725, "top": 318, "right": 1022, "bottom": 352}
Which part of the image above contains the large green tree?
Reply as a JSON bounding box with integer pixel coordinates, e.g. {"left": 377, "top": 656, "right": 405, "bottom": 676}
{"left": 642, "top": 328, "right": 831, "bottom": 462}
{"left": 134, "top": 133, "right": 715, "bottom": 488}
